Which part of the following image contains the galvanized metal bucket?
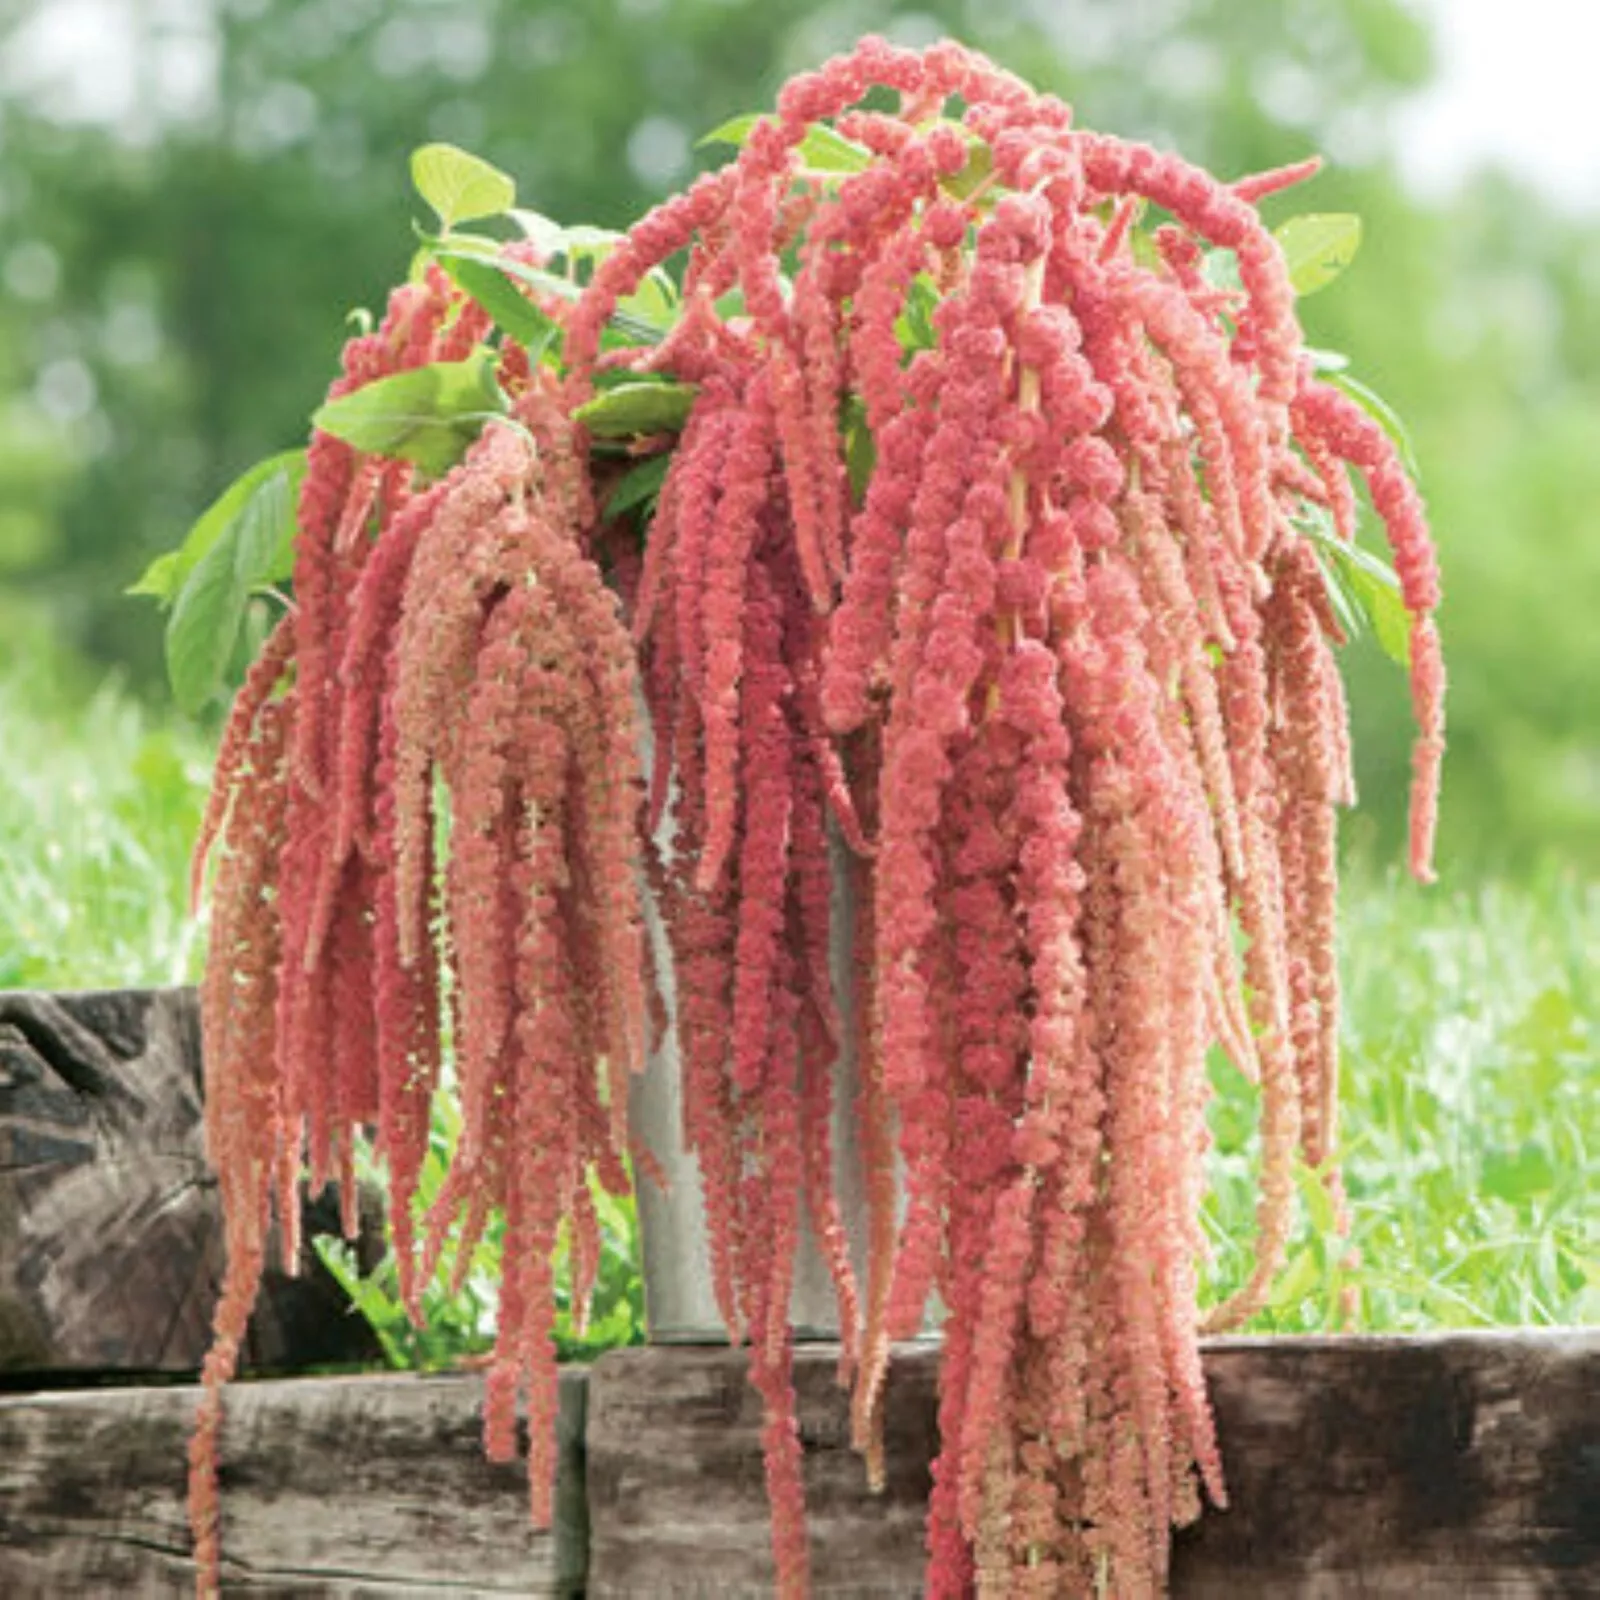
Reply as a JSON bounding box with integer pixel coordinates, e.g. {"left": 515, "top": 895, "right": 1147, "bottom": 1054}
{"left": 629, "top": 828, "right": 875, "bottom": 1342}
{"left": 628, "top": 690, "right": 892, "bottom": 1341}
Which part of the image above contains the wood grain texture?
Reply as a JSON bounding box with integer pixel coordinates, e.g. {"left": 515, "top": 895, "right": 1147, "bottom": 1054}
{"left": 0, "top": 1369, "right": 587, "bottom": 1597}
{"left": 585, "top": 1332, "right": 1600, "bottom": 1598}
{"left": 0, "top": 986, "right": 382, "bottom": 1376}
{"left": 587, "top": 1340, "right": 936, "bottom": 1599}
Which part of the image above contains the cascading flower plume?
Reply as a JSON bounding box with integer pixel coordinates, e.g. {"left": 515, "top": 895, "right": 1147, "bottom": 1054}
{"left": 189, "top": 34, "right": 1442, "bottom": 1599}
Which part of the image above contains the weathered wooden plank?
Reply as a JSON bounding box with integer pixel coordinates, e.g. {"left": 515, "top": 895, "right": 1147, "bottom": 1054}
{"left": 588, "top": 1339, "right": 936, "bottom": 1598}
{"left": 1175, "top": 1331, "right": 1600, "bottom": 1596}
{"left": 0, "top": 987, "right": 382, "bottom": 1376}
{"left": 585, "top": 1332, "right": 1600, "bottom": 1597}
{"left": 0, "top": 1369, "right": 587, "bottom": 1596}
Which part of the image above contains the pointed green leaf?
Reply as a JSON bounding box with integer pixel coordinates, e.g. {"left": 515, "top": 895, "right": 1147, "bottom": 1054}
{"left": 478, "top": 253, "right": 665, "bottom": 347}
{"left": 312, "top": 348, "right": 507, "bottom": 477}
{"left": 698, "top": 112, "right": 763, "bottom": 150}
{"left": 603, "top": 454, "right": 671, "bottom": 519}
{"left": 1341, "top": 543, "right": 1413, "bottom": 668}
{"left": 1302, "top": 514, "right": 1413, "bottom": 668}
{"left": 411, "top": 143, "right": 515, "bottom": 233}
{"left": 698, "top": 112, "right": 870, "bottom": 173}
{"left": 506, "top": 206, "right": 567, "bottom": 256}
{"left": 798, "top": 122, "right": 872, "bottom": 174}
{"left": 1330, "top": 370, "right": 1421, "bottom": 480}
{"left": 432, "top": 249, "right": 562, "bottom": 360}
{"left": 129, "top": 449, "right": 305, "bottom": 608}
{"left": 506, "top": 211, "right": 678, "bottom": 329}
{"left": 127, "top": 550, "right": 183, "bottom": 605}
{"left": 1309, "top": 543, "right": 1365, "bottom": 645}
{"left": 1275, "top": 213, "right": 1362, "bottom": 296}
{"left": 165, "top": 455, "right": 303, "bottom": 711}
{"left": 574, "top": 381, "right": 696, "bottom": 439}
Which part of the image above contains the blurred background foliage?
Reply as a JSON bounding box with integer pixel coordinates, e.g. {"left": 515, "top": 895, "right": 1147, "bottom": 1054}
{"left": 0, "top": 0, "right": 1596, "bottom": 877}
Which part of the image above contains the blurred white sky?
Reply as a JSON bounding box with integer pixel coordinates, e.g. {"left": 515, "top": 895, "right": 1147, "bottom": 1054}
{"left": 4, "top": 0, "right": 1599, "bottom": 210}
{"left": 1397, "top": 0, "right": 1600, "bottom": 207}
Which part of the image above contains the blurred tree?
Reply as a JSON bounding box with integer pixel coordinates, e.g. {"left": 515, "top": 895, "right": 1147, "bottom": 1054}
{"left": 1, "top": 0, "right": 1595, "bottom": 872}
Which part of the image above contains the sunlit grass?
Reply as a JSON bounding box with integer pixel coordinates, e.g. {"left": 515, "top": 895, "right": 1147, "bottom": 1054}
{"left": 0, "top": 645, "right": 210, "bottom": 990}
{"left": 1204, "top": 866, "right": 1599, "bottom": 1331}
{"left": 3, "top": 648, "right": 1594, "bottom": 1338}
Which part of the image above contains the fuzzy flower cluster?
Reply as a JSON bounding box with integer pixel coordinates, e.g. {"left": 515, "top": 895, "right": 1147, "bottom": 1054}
{"left": 193, "top": 35, "right": 1443, "bottom": 1600}
{"left": 189, "top": 271, "right": 646, "bottom": 1591}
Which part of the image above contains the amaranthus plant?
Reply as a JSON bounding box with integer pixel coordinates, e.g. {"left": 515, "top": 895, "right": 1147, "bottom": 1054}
{"left": 153, "top": 36, "right": 1443, "bottom": 1599}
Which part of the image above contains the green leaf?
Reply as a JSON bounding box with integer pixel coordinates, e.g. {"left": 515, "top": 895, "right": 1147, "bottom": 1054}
{"left": 511, "top": 212, "right": 625, "bottom": 276}
{"left": 620, "top": 272, "right": 679, "bottom": 334}
{"left": 479, "top": 254, "right": 665, "bottom": 347}
{"left": 556, "top": 221, "right": 627, "bottom": 263}
{"left": 1275, "top": 213, "right": 1362, "bottom": 297}
{"left": 698, "top": 113, "right": 870, "bottom": 174}
{"left": 894, "top": 272, "right": 939, "bottom": 354}
{"left": 432, "top": 248, "right": 562, "bottom": 360}
{"left": 842, "top": 396, "right": 875, "bottom": 504}
{"left": 165, "top": 455, "right": 303, "bottom": 711}
{"left": 129, "top": 450, "right": 305, "bottom": 608}
{"left": 574, "top": 381, "right": 696, "bottom": 439}
{"left": 1329, "top": 370, "right": 1421, "bottom": 481}
{"left": 127, "top": 551, "right": 183, "bottom": 605}
{"left": 1310, "top": 543, "right": 1365, "bottom": 646}
{"left": 312, "top": 348, "right": 507, "bottom": 477}
{"left": 411, "top": 143, "right": 515, "bottom": 234}
{"left": 698, "top": 112, "right": 763, "bottom": 150}
{"left": 938, "top": 127, "right": 992, "bottom": 200}
{"left": 603, "top": 454, "right": 671, "bottom": 519}
{"left": 798, "top": 123, "right": 873, "bottom": 173}
{"left": 505, "top": 210, "right": 677, "bottom": 329}
{"left": 506, "top": 207, "right": 566, "bottom": 257}
{"left": 800, "top": 122, "right": 876, "bottom": 174}
{"left": 1341, "top": 544, "right": 1413, "bottom": 668}
{"left": 1302, "top": 515, "right": 1412, "bottom": 668}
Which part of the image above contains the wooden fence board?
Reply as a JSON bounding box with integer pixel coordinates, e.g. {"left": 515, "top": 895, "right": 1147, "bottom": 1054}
{"left": 0, "top": 1370, "right": 587, "bottom": 1597}
{"left": 3, "top": 1334, "right": 1595, "bottom": 1595}
{"left": 584, "top": 1332, "right": 1600, "bottom": 1598}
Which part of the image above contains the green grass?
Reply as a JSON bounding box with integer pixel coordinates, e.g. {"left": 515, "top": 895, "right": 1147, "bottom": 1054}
{"left": 2, "top": 646, "right": 1593, "bottom": 1341}
{"left": 0, "top": 629, "right": 209, "bottom": 991}
{"left": 1204, "top": 867, "right": 1599, "bottom": 1331}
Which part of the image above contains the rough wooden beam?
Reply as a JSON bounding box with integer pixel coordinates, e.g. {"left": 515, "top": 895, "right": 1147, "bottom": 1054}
{"left": 584, "top": 1331, "right": 1600, "bottom": 1597}
{"left": 4, "top": 1335, "right": 1594, "bottom": 1594}
{"left": 0, "top": 1369, "right": 587, "bottom": 1596}
{"left": 0, "top": 987, "right": 382, "bottom": 1376}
